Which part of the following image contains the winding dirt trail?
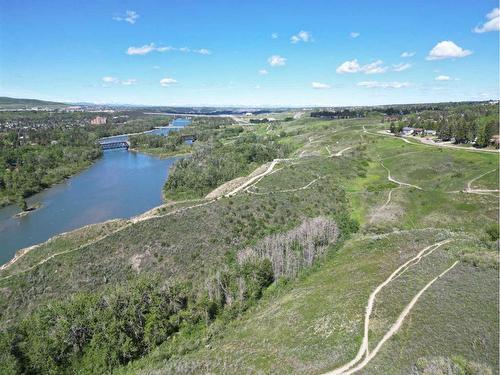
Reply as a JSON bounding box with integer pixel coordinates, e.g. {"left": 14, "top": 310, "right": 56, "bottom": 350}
{"left": 246, "top": 176, "right": 323, "bottom": 195}
{"left": 324, "top": 240, "right": 453, "bottom": 375}
{"left": 337, "top": 260, "right": 459, "bottom": 375}
{"left": 446, "top": 169, "right": 500, "bottom": 197}
{"left": 380, "top": 161, "right": 422, "bottom": 190}
{"left": 334, "top": 146, "right": 353, "bottom": 157}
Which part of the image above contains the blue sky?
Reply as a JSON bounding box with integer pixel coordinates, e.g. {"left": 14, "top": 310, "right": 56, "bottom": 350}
{"left": 0, "top": 0, "right": 498, "bottom": 106}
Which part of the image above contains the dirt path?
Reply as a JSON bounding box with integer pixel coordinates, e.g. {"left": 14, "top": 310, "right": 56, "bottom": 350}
{"left": 446, "top": 169, "right": 499, "bottom": 197}
{"left": 334, "top": 146, "right": 353, "bottom": 157}
{"left": 380, "top": 161, "right": 422, "bottom": 190}
{"left": 246, "top": 176, "right": 323, "bottom": 195}
{"left": 466, "top": 169, "right": 498, "bottom": 192}
{"left": 324, "top": 240, "right": 453, "bottom": 375}
{"left": 339, "top": 260, "right": 459, "bottom": 375}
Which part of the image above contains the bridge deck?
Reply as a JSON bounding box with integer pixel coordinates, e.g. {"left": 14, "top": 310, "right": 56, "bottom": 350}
{"left": 99, "top": 141, "right": 130, "bottom": 150}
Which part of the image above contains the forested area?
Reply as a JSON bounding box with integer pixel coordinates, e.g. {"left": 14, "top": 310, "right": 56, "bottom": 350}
{"left": 164, "top": 133, "right": 294, "bottom": 200}
{"left": 388, "top": 102, "right": 499, "bottom": 147}
{"left": 0, "top": 128, "right": 101, "bottom": 208}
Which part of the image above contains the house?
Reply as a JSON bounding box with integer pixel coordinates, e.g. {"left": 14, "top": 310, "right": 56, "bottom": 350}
{"left": 90, "top": 116, "right": 107, "bottom": 125}
{"left": 413, "top": 128, "right": 424, "bottom": 135}
{"left": 401, "top": 126, "right": 414, "bottom": 136}
{"left": 490, "top": 135, "right": 500, "bottom": 149}
{"left": 424, "top": 129, "right": 436, "bottom": 136}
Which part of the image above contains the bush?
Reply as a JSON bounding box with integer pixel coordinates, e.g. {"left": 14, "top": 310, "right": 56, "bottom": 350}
{"left": 485, "top": 223, "right": 499, "bottom": 241}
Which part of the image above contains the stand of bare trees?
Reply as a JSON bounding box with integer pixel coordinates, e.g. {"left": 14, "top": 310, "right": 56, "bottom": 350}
{"left": 238, "top": 217, "right": 339, "bottom": 279}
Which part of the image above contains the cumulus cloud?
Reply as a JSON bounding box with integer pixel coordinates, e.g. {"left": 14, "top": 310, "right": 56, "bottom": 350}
{"left": 127, "top": 43, "right": 211, "bottom": 56}
{"left": 258, "top": 69, "right": 269, "bottom": 75}
{"left": 400, "top": 51, "right": 415, "bottom": 58}
{"left": 336, "top": 59, "right": 387, "bottom": 74}
{"left": 160, "top": 78, "right": 178, "bottom": 87}
{"left": 291, "top": 31, "right": 313, "bottom": 43}
{"left": 435, "top": 75, "right": 451, "bottom": 81}
{"left": 312, "top": 82, "right": 331, "bottom": 89}
{"left": 426, "top": 41, "right": 472, "bottom": 60}
{"left": 357, "top": 81, "right": 410, "bottom": 89}
{"left": 271, "top": 32, "right": 278, "bottom": 39}
{"left": 113, "top": 10, "right": 139, "bottom": 24}
{"left": 392, "top": 63, "right": 412, "bottom": 72}
{"left": 473, "top": 8, "right": 500, "bottom": 33}
{"left": 350, "top": 32, "right": 360, "bottom": 38}
{"left": 268, "top": 55, "right": 287, "bottom": 67}
{"left": 336, "top": 59, "right": 361, "bottom": 73}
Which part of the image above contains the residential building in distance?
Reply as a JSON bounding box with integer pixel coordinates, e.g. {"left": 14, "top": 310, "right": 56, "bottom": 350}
{"left": 90, "top": 116, "right": 107, "bottom": 125}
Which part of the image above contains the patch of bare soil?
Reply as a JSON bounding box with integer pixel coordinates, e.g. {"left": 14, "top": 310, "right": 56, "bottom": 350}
{"left": 205, "top": 162, "right": 271, "bottom": 199}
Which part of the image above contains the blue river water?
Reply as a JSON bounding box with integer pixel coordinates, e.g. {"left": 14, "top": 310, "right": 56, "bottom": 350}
{"left": 0, "top": 118, "right": 190, "bottom": 264}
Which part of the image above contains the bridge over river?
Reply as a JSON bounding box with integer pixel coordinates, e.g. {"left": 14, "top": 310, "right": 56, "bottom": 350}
{"left": 99, "top": 141, "right": 130, "bottom": 150}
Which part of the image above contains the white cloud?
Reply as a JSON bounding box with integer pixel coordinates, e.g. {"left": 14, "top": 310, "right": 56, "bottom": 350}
{"left": 258, "top": 69, "right": 269, "bottom": 75}
{"left": 271, "top": 32, "right": 278, "bottom": 39}
{"left": 121, "top": 79, "right": 137, "bottom": 85}
{"left": 426, "top": 40, "right": 472, "bottom": 60}
{"left": 290, "top": 31, "right": 313, "bottom": 44}
{"left": 435, "top": 75, "right": 451, "bottom": 81}
{"left": 473, "top": 8, "right": 500, "bottom": 33}
{"left": 392, "top": 63, "right": 412, "bottom": 72}
{"left": 102, "top": 76, "right": 119, "bottom": 84}
{"left": 357, "top": 81, "right": 410, "bottom": 89}
{"left": 400, "top": 51, "right": 415, "bottom": 58}
{"left": 336, "top": 59, "right": 387, "bottom": 74}
{"left": 127, "top": 43, "right": 156, "bottom": 55}
{"left": 268, "top": 55, "right": 287, "bottom": 67}
{"left": 336, "top": 59, "right": 361, "bottom": 73}
{"left": 113, "top": 10, "right": 139, "bottom": 24}
{"left": 127, "top": 43, "right": 211, "bottom": 56}
{"left": 350, "top": 32, "right": 360, "bottom": 38}
{"left": 312, "top": 82, "right": 331, "bottom": 89}
{"left": 255, "top": 85, "right": 261, "bottom": 89}
{"left": 362, "top": 60, "right": 387, "bottom": 74}
{"left": 160, "top": 78, "right": 178, "bottom": 87}
{"left": 102, "top": 77, "right": 136, "bottom": 86}
{"left": 156, "top": 46, "right": 174, "bottom": 52}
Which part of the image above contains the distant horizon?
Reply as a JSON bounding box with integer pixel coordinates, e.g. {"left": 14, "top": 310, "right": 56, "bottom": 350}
{"left": 1, "top": 1, "right": 498, "bottom": 106}
{"left": 2, "top": 95, "right": 499, "bottom": 110}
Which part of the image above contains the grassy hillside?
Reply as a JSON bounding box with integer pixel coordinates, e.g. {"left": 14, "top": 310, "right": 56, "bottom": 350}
{"left": 0, "top": 96, "right": 67, "bottom": 109}
{"left": 0, "top": 115, "right": 498, "bottom": 374}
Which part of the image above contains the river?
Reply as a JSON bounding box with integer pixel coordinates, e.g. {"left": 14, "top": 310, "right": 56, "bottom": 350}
{"left": 0, "top": 118, "right": 190, "bottom": 265}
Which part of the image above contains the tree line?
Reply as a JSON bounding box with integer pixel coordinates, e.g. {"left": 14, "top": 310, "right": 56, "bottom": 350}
{"left": 388, "top": 102, "right": 499, "bottom": 148}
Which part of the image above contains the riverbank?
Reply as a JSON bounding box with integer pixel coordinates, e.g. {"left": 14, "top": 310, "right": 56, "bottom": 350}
{"left": 0, "top": 150, "right": 178, "bottom": 265}
{"left": 0, "top": 155, "right": 100, "bottom": 209}
{"left": 129, "top": 146, "right": 192, "bottom": 159}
